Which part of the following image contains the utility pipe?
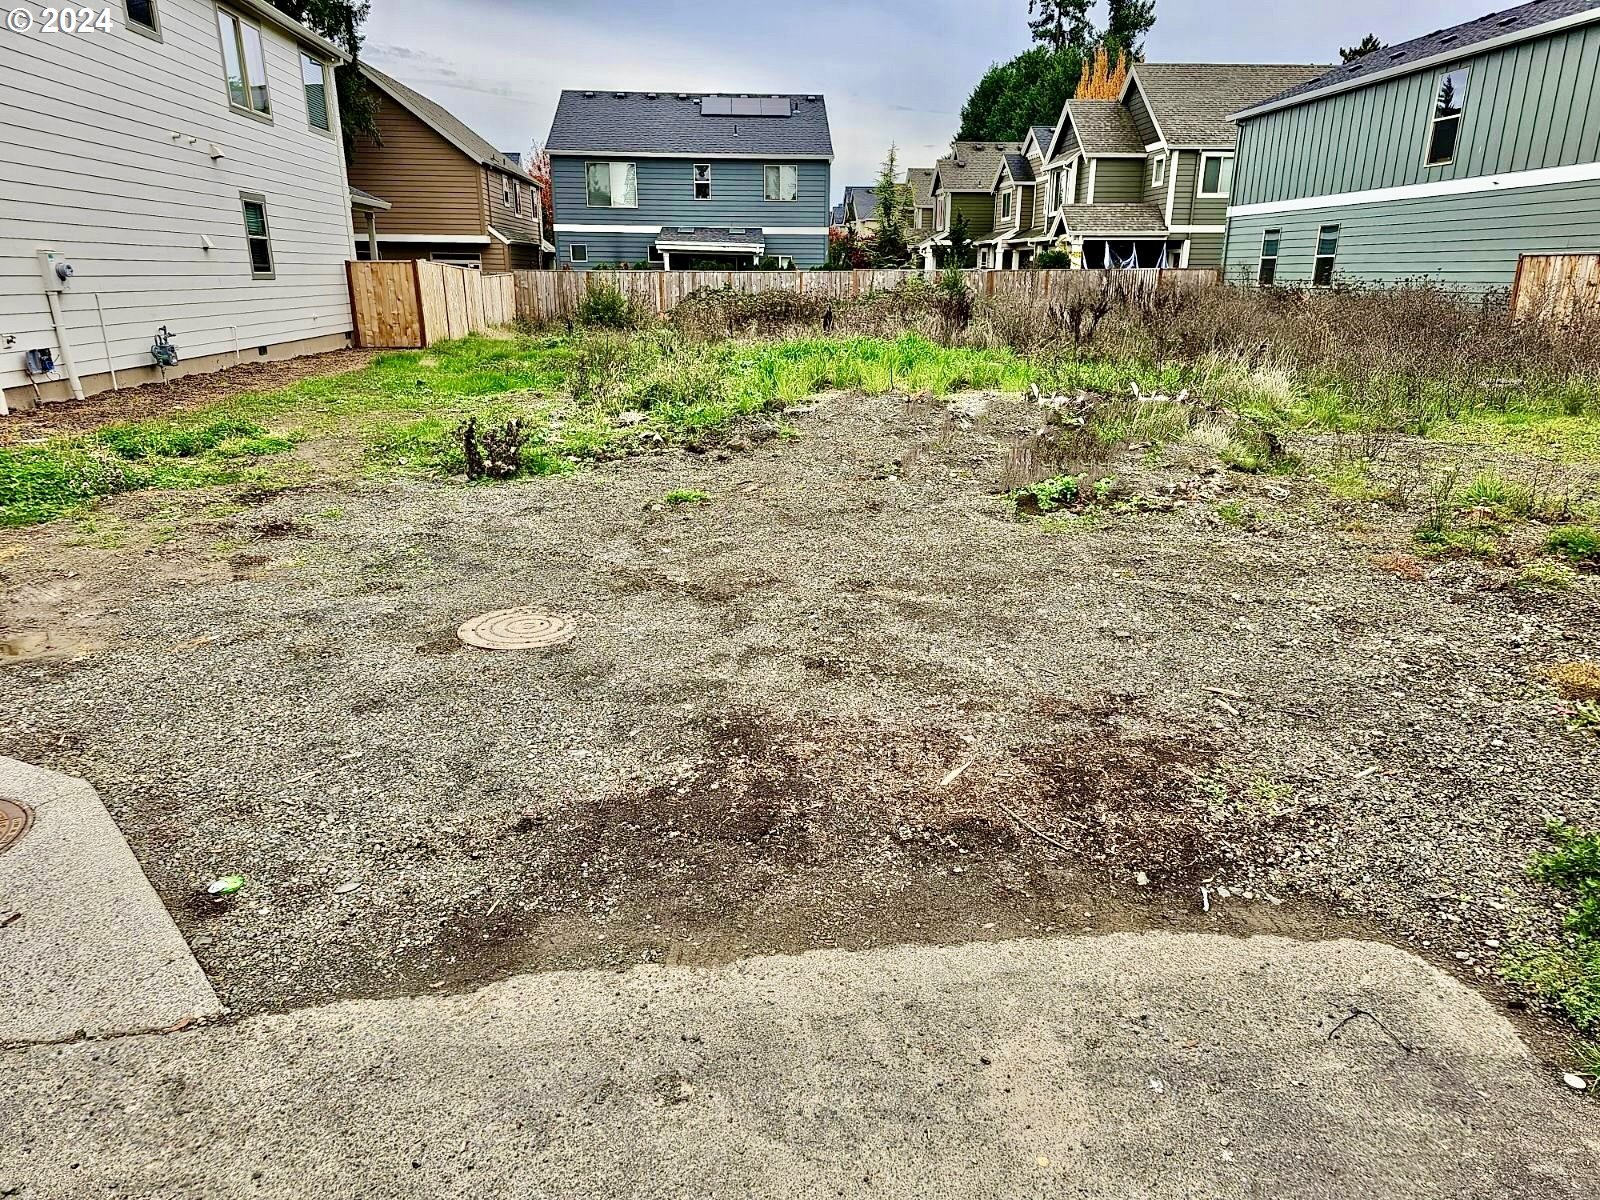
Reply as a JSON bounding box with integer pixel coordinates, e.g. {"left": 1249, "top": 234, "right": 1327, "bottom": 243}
{"left": 93, "top": 292, "right": 118, "bottom": 390}
{"left": 43, "top": 288, "right": 85, "bottom": 402}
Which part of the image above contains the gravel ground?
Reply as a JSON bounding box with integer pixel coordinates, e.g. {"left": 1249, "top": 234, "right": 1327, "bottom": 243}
{"left": 1, "top": 388, "right": 1596, "bottom": 1049}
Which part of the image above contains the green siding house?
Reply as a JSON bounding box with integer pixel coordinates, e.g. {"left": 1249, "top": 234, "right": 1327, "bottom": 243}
{"left": 1224, "top": 0, "right": 1600, "bottom": 293}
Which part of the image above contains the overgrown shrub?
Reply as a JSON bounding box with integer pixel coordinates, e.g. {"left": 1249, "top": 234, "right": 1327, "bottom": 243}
{"left": 458, "top": 417, "right": 529, "bottom": 480}
{"left": 576, "top": 281, "right": 636, "bottom": 329}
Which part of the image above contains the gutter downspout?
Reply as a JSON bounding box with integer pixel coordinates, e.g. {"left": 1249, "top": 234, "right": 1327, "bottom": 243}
{"left": 44, "top": 288, "right": 85, "bottom": 402}
{"left": 93, "top": 292, "right": 119, "bottom": 390}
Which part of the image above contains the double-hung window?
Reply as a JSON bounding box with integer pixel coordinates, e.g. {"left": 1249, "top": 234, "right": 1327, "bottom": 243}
{"left": 301, "top": 53, "right": 330, "bottom": 132}
{"left": 1151, "top": 153, "right": 1166, "bottom": 188}
{"left": 1001, "top": 190, "right": 1012, "bottom": 220}
{"left": 1312, "top": 224, "right": 1340, "bottom": 286}
{"left": 1198, "top": 153, "right": 1233, "bottom": 198}
{"left": 240, "top": 193, "right": 273, "bottom": 279}
{"left": 1426, "top": 68, "right": 1468, "bottom": 166}
{"left": 218, "top": 8, "right": 271, "bottom": 117}
{"left": 764, "top": 163, "right": 799, "bottom": 202}
{"left": 586, "top": 162, "right": 637, "bottom": 208}
{"left": 1257, "top": 228, "right": 1281, "bottom": 285}
{"left": 693, "top": 164, "right": 712, "bottom": 200}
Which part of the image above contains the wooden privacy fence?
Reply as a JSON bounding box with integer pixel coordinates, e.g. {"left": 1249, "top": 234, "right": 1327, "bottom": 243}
{"left": 1511, "top": 253, "right": 1600, "bottom": 321}
{"left": 346, "top": 260, "right": 515, "bottom": 348}
{"left": 511, "top": 267, "right": 1220, "bottom": 325}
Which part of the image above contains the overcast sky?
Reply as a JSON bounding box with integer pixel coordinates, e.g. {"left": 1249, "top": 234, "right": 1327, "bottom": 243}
{"left": 363, "top": 0, "right": 1499, "bottom": 202}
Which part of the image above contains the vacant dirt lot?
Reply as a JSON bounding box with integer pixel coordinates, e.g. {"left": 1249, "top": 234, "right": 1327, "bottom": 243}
{"left": 1, "top": 387, "right": 1596, "bottom": 1050}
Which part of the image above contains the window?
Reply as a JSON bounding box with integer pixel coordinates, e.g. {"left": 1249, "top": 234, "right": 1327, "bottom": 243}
{"left": 776, "top": 255, "right": 793, "bottom": 269}
{"left": 218, "top": 8, "right": 270, "bottom": 116}
{"left": 647, "top": 245, "right": 663, "bottom": 263}
{"left": 1426, "top": 68, "right": 1468, "bottom": 166}
{"left": 430, "top": 252, "right": 481, "bottom": 270}
{"left": 1151, "top": 153, "right": 1166, "bottom": 188}
{"left": 763, "top": 163, "right": 799, "bottom": 202}
{"left": 585, "top": 162, "right": 637, "bottom": 208}
{"left": 693, "top": 163, "right": 712, "bottom": 200}
{"left": 502, "top": 176, "right": 512, "bottom": 207}
{"left": 124, "top": 0, "right": 159, "bottom": 37}
{"left": 1198, "top": 153, "right": 1233, "bottom": 197}
{"left": 240, "top": 193, "right": 273, "bottom": 278}
{"left": 1257, "top": 228, "right": 1281, "bottom": 285}
{"left": 1001, "top": 190, "right": 1012, "bottom": 219}
{"left": 936, "top": 194, "right": 947, "bottom": 230}
{"left": 513, "top": 183, "right": 522, "bottom": 215}
{"left": 569, "top": 243, "right": 588, "bottom": 263}
{"left": 300, "top": 53, "right": 329, "bottom": 132}
{"left": 1312, "top": 224, "right": 1340, "bottom": 286}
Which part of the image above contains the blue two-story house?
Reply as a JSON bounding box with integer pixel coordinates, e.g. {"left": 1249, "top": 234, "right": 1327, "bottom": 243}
{"left": 544, "top": 90, "right": 833, "bottom": 269}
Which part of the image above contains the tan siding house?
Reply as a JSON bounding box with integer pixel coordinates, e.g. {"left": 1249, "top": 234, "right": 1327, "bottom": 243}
{"left": 0, "top": 0, "right": 355, "bottom": 411}
{"left": 347, "top": 66, "right": 548, "bottom": 272}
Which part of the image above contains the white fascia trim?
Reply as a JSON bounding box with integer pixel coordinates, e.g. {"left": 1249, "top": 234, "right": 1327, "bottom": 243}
{"left": 1226, "top": 160, "right": 1600, "bottom": 218}
{"left": 759, "top": 226, "right": 829, "bottom": 235}
{"left": 1168, "top": 224, "right": 1226, "bottom": 234}
{"left": 549, "top": 150, "right": 831, "bottom": 161}
{"left": 555, "top": 223, "right": 829, "bottom": 236}
{"left": 1144, "top": 141, "right": 1165, "bottom": 153}
{"left": 1087, "top": 153, "right": 1148, "bottom": 159}
{"left": 1086, "top": 160, "right": 1098, "bottom": 205}
{"left": 657, "top": 241, "right": 764, "bottom": 254}
{"left": 1164, "top": 149, "right": 1179, "bottom": 226}
{"left": 376, "top": 234, "right": 492, "bottom": 245}
{"left": 486, "top": 226, "right": 511, "bottom": 244}
{"left": 1229, "top": 8, "right": 1600, "bottom": 122}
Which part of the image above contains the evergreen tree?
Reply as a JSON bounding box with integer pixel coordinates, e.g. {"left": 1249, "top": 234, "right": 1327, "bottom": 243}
{"left": 1104, "top": 0, "right": 1156, "bottom": 58}
{"left": 872, "top": 145, "right": 910, "bottom": 267}
{"left": 1027, "top": 0, "right": 1094, "bottom": 52}
{"left": 942, "top": 212, "right": 975, "bottom": 269}
{"left": 1340, "top": 33, "right": 1386, "bottom": 62}
{"left": 267, "top": 0, "right": 377, "bottom": 144}
{"left": 957, "top": 45, "right": 1085, "bottom": 141}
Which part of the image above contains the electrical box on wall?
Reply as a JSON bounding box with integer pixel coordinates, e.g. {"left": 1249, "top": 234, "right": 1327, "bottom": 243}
{"left": 24, "top": 348, "right": 56, "bottom": 374}
{"left": 37, "top": 249, "right": 74, "bottom": 293}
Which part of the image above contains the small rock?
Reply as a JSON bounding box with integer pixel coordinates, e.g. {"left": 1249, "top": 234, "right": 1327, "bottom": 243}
{"left": 334, "top": 880, "right": 362, "bottom": 895}
{"left": 1134, "top": 871, "right": 1150, "bottom": 886}
{"left": 1562, "top": 1073, "right": 1588, "bottom": 1091}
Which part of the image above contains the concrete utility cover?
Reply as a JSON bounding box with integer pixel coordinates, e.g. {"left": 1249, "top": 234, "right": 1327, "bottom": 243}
{"left": 0, "top": 757, "right": 221, "bottom": 1044}
{"left": 456, "top": 608, "right": 577, "bottom": 651}
{"left": 1, "top": 934, "right": 1592, "bottom": 1197}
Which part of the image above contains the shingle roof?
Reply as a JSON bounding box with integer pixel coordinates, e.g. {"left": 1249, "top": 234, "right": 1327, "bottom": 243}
{"left": 1000, "top": 153, "right": 1035, "bottom": 183}
{"left": 360, "top": 66, "right": 533, "bottom": 182}
{"left": 545, "top": 91, "right": 833, "bottom": 157}
{"left": 1132, "top": 63, "right": 1327, "bottom": 146}
{"left": 657, "top": 228, "right": 766, "bottom": 248}
{"left": 1057, "top": 203, "right": 1169, "bottom": 234}
{"left": 1062, "top": 99, "right": 1145, "bottom": 155}
{"left": 348, "top": 186, "right": 390, "bottom": 210}
{"left": 1239, "top": 0, "right": 1600, "bottom": 117}
{"left": 934, "top": 142, "right": 1023, "bottom": 191}
{"left": 1028, "top": 125, "right": 1055, "bottom": 155}
{"left": 843, "top": 185, "right": 879, "bottom": 222}
{"left": 906, "top": 167, "right": 935, "bottom": 209}
{"left": 830, "top": 202, "right": 846, "bottom": 225}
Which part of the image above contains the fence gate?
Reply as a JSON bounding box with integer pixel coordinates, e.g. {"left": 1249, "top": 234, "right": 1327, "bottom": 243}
{"left": 1511, "top": 253, "right": 1600, "bottom": 321}
{"left": 347, "top": 260, "right": 515, "bottom": 348}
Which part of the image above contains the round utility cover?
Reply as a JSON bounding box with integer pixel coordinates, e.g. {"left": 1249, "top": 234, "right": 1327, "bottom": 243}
{"left": 0, "top": 798, "right": 33, "bottom": 854}
{"left": 457, "top": 608, "right": 577, "bottom": 651}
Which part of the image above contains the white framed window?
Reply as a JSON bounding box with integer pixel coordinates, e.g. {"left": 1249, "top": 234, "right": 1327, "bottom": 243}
{"left": 124, "top": 0, "right": 160, "bottom": 39}
{"left": 763, "top": 163, "right": 799, "bottom": 202}
{"left": 217, "top": 7, "right": 271, "bottom": 117}
{"left": 300, "top": 53, "right": 330, "bottom": 133}
{"left": 1151, "top": 153, "right": 1166, "bottom": 188}
{"left": 430, "top": 252, "right": 482, "bottom": 270}
{"left": 239, "top": 192, "right": 273, "bottom": 279}
{"left": 1313, "top": 224, "right": 1340, "bottom": 286}
{"left": 1000, "top": 190, "right": 1012, "bottom": 219}
{"left": 1257, "top": 228, "right": 1281, "bottom": 285}
{"left": 1197, "top": 153, "right": 1233, "bottom": 198}
{"left": 776, "top": 255, "right": 793, "bottom": 269}
{"left": 569, "top": 243, "right": 588, "bottom": 263}
{"left": 1426, "top": 68, "right": 1468, "bottom": 166}
{"left": 1065, "top": 160, "right": 1079, "bottom": 206}
{"left": 585, "top": 162, "right": 637, "bottom": 208}
{"left": 693, "top": 163, "right": 712, "bottom": 200}
{"left": 502, "top": 175, "right": 512, "bottom": 206}
{"left": 647, "top": 245, "right": 663, "bottom": 263}
{"left": 936, "top": 193, "right": 947, "bottom": 230}
{"left": 513, "top": 183, "right": 522, "bottom": 215}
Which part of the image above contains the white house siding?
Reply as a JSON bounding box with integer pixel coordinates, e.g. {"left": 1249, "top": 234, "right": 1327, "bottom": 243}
{"left": 0, "top": 0, "right": 354, "bottom": 409}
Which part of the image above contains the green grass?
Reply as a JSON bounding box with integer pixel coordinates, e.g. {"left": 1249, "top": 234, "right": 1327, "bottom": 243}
{"left": 1504, "top": 822, "right": 1600, "bottom": 1035}
{"left": 1547, "top": 524, "right": 1600, "bottom": 567}
{"left": 663, "top": 488, "right": 710, "bottom": 506}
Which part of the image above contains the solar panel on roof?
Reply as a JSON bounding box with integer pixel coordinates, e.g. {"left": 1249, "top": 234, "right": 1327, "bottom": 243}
{"left": 760, "top": 97, "right": 791, "bottom": 116}
{"left": 701, "top": 96, "right": 732, "bottom": 115}
{"left": 729, "top": 97, "right": 763, "bottom": 115}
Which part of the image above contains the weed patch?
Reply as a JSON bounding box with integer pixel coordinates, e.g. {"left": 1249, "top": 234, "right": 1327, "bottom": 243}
{"left": 664, "top": 489, "right": 710, "bottom": 506}
{"left": 1504, "top": 823, "right": 1600, "bottom": 1033}
{"left": 1546, "top": 525, "right": 1600, "bottom": 569}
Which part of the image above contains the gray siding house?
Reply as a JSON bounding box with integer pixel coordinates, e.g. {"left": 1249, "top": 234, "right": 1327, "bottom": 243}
{"left": 1224, "top": 0, "right": 1600, "bottom": 293}
{"left": 544, "top": 91, "right": 833, "bottom": 269}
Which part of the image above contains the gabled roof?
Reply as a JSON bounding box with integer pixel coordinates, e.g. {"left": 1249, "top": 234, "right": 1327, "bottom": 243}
{"left": 1028, "top": 125, "right": 1055, "bottom": 155}
{"left": 360, "top": 66, "right": 533, "bottom": 182}
{"left": 998, "top": 153, "right": 1035, "bottom": 184}
{"left": 830, "top": 202, "right": 846, "bottom": 225}
{"left": 545, "top": 91, "right": 833, "bottom": 158}
{"left": 906, "top": 167, "right": 935, "bottom": 209}
{"left": 933, "top": 141, "right": 1023, "bottom": 192}
{"left": 1235, "top": 0, "right": 1600, "bottom": 120}
{"left": 843, "top": 185, "right": 879, "bottom": 222}
{"left": 1062, "top": 99, "right": 1144, "bottom": 155}
{"left": 1127, "top": 63, "right": 1327, "bottom": 146}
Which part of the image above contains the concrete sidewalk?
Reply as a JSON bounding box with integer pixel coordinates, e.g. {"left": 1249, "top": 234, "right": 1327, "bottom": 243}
{"left": 1, "top": 931, "right": 1593, "bottom": 1199}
